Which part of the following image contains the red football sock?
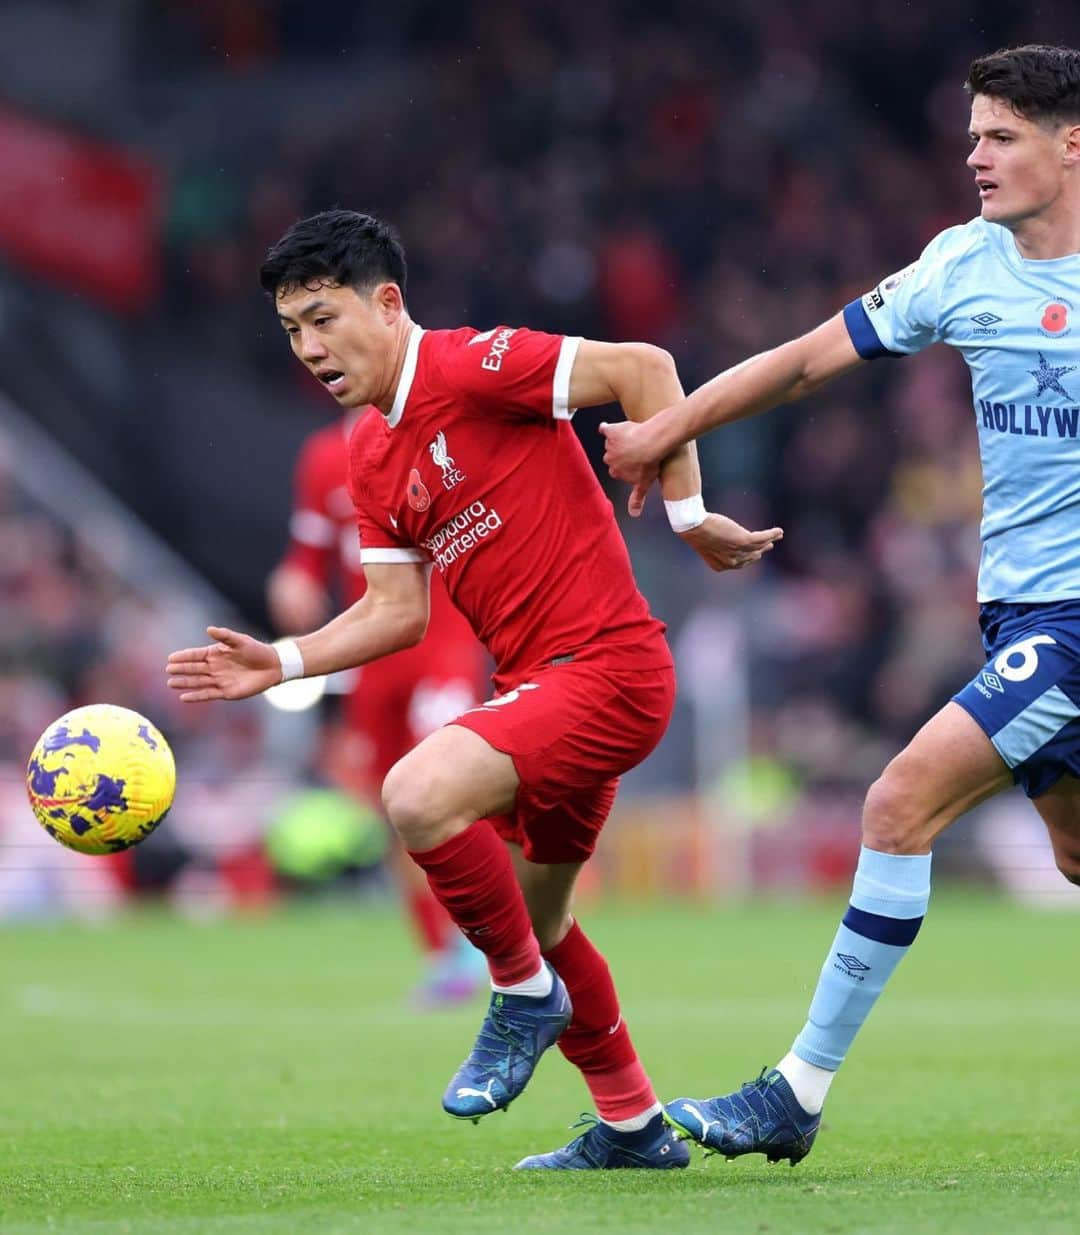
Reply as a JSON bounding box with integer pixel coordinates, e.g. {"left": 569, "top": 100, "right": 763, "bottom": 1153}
{"left": 405, "top": 885, "right": 454, "bottom": 955}
{"left": 543, "top": 920, "right": 657, "bottom": 1123}
{"left": 408, "top": 820, "right": 541, "bottom": 985}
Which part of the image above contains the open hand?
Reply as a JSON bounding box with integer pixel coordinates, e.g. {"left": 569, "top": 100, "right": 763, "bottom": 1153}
{"left": 679, "top": 514, "right": 784, "bottom": 572}
{"left": 599, "top": 420, "right": 663, "bottom": 516}
{"left": 166, "top": 626, "right": 282, "bottom": 702}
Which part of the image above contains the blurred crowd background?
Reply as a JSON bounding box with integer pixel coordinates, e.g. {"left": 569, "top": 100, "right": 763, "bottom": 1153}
{"left": 2, "top": 0, "right": 1077, "bottom": 920}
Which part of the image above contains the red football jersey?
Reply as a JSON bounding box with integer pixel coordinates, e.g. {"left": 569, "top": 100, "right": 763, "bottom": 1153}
{"left": 348, "top": 324, "right": 670, "bottom": 689}
{"left": 280, "top": 413, "right": 472, "bottom": 641}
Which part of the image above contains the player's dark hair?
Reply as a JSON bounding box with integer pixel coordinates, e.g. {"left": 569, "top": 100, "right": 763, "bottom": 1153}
{"left": 965, "top": 45, "right": 1080, "bottom": 126}
{"left": 259, "top": 210, "right": 408, "bottom": 301}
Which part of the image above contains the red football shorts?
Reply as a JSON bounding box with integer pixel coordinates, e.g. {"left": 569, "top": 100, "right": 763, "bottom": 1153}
{"left": 450, "top": 657, "right": 676, "bottom": 864}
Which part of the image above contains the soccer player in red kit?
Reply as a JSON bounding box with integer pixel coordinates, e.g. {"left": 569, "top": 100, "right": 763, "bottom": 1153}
{"left": 268, "top": 414, "right": 488, "bottom": 1004}
{"left": 167, "top": 210, "right": 781, "bottom": 1169}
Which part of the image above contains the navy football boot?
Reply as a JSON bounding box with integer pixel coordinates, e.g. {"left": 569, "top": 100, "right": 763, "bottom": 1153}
{"left": 442, "top": 963, "right": 571, "bottom": 1121}
{"left": 664, "top": 1069, "right": 820, "bottom": 1165}
{"left": 514, "top": 1111, "right": 691, "bottom": 1170}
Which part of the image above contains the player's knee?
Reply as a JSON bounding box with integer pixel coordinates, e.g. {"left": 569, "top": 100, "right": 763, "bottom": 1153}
{"left": 382, "top": 758, "right": 473, "bottom": 850}
{"left": 861, "top": 768, "right": 932, "bottom": 854}
{"left": 381, "top": 758, "right": 439, "bottom": 847}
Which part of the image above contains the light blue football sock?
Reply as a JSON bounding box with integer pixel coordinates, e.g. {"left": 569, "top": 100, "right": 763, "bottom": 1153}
{"left": 792, "top": 846, "right": 932, "bottom": 1071}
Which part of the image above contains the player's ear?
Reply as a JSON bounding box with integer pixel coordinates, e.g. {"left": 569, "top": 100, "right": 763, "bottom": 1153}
{"left": 374, "top": 281, "right": 405, "bottom": 322}
{"left": 1062, "top": 123, "right": 1080, "bottom": 167}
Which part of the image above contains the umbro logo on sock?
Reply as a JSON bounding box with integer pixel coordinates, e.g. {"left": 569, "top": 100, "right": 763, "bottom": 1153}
{"left": 834, "top": 952, "right": 871, "bottom": 980}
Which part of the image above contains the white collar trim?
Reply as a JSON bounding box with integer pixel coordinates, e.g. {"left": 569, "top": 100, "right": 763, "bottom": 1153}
{"left": 386, "top": 323, "right": 423, "bottom": 428}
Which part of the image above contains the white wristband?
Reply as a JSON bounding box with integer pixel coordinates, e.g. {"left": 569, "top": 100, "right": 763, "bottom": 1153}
{"left": 665, "top": 495, "right": 707, "bottom": 533}
{"left": 273, "top": 639, "right": 305, "bottom": 683}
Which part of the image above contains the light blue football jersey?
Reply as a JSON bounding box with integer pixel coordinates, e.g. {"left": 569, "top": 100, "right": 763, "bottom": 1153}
{"left": 843, "top": 217, "right": 1080, "bottom": 603}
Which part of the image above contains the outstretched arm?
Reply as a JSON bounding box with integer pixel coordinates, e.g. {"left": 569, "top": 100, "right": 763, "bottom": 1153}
{"left": 568, "top": 339, "right": 783, "bottom": 571}
{"left": 601, "top": 312, "right": 863, "bottom": 511}
{"left": 167, "top": 561, "right": 430, "bottom": 702}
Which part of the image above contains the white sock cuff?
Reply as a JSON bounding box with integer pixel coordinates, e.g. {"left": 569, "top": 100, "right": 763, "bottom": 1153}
{"left": 603, "top": 1101, "right": 662, "bottom": 1132}
{"left": 491, "top": 961, "right": 551, "bottom": 997}
{"left": 777, "top": 1051, "right": 835, "bottom": 1116}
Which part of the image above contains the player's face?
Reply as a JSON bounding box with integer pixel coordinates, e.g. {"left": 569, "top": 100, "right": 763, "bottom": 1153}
{"left": 276, "top": 282, "right": 402, "bottom": 409}
{"left": 967, "top": 94, "right": 1074, "bottom": 228}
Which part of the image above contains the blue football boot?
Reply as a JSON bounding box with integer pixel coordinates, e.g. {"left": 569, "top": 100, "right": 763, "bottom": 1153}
{"left": 442, "top": 964, "right": 571, "bottom": 1121}
{"left": 514, "top": 1111, "right": 691, "bottom": 1170}
{"left": 664, "top": 1069, "right": 820, "bottom": 1165}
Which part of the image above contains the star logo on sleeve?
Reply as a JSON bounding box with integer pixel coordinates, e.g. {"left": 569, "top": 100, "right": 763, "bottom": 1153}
{"left": 1029, "top": 351, "right": 1077, "bottom": 400}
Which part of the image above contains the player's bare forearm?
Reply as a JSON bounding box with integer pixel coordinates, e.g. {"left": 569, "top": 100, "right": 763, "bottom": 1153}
{"left": 291, "top": 559, "right": 429, "bottom": 677}
{"left": 294, "top": 590, "right": 427, "bottom": 676}
{"left": 632, "top": 313, "right": 864, "bottom": 464}
{"left": 166, "top": 599, "right": 425, "bottom": 703}
{"left": 167, "top": 562, "right": 429, "bottom": 702}
{"left": 578, "top": 341, "right": 785, "bottom": 559}
{"left": 616, "top": 344, "right": 701, "bottom": 501}
{"left": 571, "top": 340, "right": 701, "bottom": 500}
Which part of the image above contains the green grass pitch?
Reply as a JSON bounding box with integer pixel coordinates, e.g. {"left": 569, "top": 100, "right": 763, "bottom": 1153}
{"left": 1, "top": 893, "right": 1078, "bottom": 1234}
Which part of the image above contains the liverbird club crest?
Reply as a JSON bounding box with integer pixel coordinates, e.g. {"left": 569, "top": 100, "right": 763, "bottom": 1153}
{"left": 407, "top": 468, "right": 431, "bottom": 512}
{"left": 429, "top": 430, "right": 466, "bottom": 490}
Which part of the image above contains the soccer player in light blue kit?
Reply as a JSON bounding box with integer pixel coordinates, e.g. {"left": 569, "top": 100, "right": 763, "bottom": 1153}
{"left": 601, "top": 44, "right": 1080, "bottom": 1164}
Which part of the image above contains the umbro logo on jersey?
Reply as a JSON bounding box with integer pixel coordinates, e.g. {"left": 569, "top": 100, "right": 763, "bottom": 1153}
{"left": 429, "top": 430, "right": 466, "bottom": 490}
{"left": 971, "top": 311, "right": 1002, "bottom": 336}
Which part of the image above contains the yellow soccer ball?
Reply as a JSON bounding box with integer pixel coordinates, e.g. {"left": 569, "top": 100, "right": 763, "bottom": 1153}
{"left": 26, "top": 705, "right": 176, "bottom": 855}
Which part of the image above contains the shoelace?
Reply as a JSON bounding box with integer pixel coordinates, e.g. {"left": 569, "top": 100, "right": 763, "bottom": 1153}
{"left": 466, "top": 997, "right": 535, "bottom": 1076}
{"left": 726, "top": 1069, "right": 797, "bottom": 1142}
{"left": 559, "top": 1113, "right": 608, "bottom": 1160}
